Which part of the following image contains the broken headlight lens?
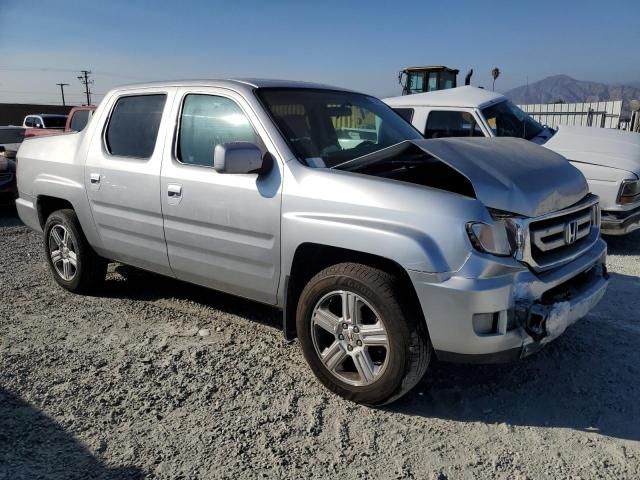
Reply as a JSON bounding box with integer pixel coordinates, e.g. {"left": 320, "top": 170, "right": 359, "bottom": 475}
{"left": 466, "top": 219, "right": 517, "bottom": 257}
{"left": 617, "top": 179, "right": 640, "bottom": 205}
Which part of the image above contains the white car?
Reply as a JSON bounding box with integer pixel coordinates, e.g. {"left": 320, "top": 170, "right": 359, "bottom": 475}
{"left": 385, "top": 86, "right": 640, "bottom": 235}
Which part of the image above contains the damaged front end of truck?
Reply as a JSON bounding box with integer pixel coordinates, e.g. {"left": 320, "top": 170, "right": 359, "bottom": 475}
{"left": 333, "top": 137, "right": 609, "bottom": 361}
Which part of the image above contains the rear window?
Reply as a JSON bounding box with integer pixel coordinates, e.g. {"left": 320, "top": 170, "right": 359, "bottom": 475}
{"left": 0, "top": 128, "right": 25, "bottom": 144}
{"left": 105, "top": 94, "right": 166, "bottom": 158}
{"left": 41, "top": 116, "right": 67, "bottom": 128}
{"left": 69, "top": 109, "right": 91, "bottom": 132}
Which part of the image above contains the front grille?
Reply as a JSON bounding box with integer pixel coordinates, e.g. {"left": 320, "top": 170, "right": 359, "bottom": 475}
{"left": 531, "top": 209, "right": 591, "bottom": 252}
{"left": 515, "top": 195, "right": 600, "bottom": 272}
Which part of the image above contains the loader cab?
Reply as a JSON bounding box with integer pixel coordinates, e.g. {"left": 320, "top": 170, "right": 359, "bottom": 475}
{"left": 399, "top": 66, "right": 459, "bottom": 95}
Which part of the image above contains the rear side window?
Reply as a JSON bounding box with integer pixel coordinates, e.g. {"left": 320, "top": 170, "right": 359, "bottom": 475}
{"left": 393, "top": 108, "right": 414, "bottom": 122}
{"left": 42, "top": 116, "right": 67, "bottom": 128}
{"left": 177, "top": 94, "right": 259, "bottom": 167}
{"left": 69, "top": 109, "right": 91, "bottom": 131}
{"left": 424, "top": 110, "right": 483, "bottom": 139}
{"left": 106, "top": 94, "right": 166, "bottom": 158}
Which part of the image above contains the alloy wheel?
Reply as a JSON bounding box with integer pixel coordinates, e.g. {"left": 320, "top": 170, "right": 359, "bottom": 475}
{"left": 310, "top": 290, "right": 389, "bottom": 386}
{"left": 48, "top": 224, "right": 78, "bottom": 281}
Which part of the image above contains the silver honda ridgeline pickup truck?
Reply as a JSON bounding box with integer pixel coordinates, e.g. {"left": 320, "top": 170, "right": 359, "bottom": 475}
{"left": 16, "top": 79, "right": 609, "bottom": 405}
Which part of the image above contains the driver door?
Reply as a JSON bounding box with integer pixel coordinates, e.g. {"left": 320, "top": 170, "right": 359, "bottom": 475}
{"left": 160, "top": 88, "right": 282, "bottom": 304}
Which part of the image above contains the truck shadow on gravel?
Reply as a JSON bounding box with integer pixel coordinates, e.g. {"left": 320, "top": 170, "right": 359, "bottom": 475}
{"left": 392, "top": 272, "right": 640, "bottom": 442}
{"left": 0, "top": 388, "right": 143, "bottom": 480}
{"left": 604, "top": 230, "right": 640, "bottom": 256}
{"left": 101, "top": 265, "right": 282, "bottom": 330}
{"left": 0, "top": 202, "right": 21, "bottom": 227}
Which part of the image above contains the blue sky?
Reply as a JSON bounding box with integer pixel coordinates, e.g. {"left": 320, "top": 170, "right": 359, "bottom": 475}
{"left": 1, "top": 0, "right": 639, "bottom": 105}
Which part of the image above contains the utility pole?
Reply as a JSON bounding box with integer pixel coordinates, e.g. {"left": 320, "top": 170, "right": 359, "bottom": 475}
{"left": 77, "top": 70, "right": 94, "bottom": 105}
{"left": 56, "top": 83, "right": 69, "bottom": 106}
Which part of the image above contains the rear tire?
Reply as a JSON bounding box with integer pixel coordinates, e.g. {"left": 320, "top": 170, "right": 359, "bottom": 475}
{"left": 296, "top": 262, "right": 430, "bottom": 405}
{"left": 43, "top": 209, "right": 107, "bottom": 294}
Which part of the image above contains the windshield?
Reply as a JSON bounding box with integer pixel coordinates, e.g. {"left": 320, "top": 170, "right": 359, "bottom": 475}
{"left": 481, "top": 100, "right": 543, "bottom": 140}
{"left": 257, "top": 88, "right": 422, "bottom": 168}
{"left": 0, "top": 128, "right": 25, "bottom": 144}
{"left": 42, "top": 115, "right": 67, "bottom": 128}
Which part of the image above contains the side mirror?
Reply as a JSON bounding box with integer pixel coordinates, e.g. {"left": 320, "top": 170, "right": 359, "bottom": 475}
{"left": 214, "top": 142, "right": 264, "bottom": 174}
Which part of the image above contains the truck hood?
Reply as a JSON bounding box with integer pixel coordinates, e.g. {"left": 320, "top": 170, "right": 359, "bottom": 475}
{"left": 337, "top": 137, "right": 588, "bottom": 218}
{"left": 543, "top": 125, "right": 640, "bottom": 175}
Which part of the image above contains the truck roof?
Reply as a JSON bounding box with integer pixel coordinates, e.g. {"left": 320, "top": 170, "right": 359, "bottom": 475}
{"left": 384, "top": 86, "right": 505, "bottom": 109}
{"left": 109, "top": 78, "right": 356, "bottom": 96}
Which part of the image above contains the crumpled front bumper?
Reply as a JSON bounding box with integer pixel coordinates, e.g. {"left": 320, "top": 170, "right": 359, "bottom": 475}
{"left": 601, "top": 205, "right": 640, "bottom": 235}
{"left": 517, "top": 262, "right": 608, "bottom": 359}
{"left": 408, "top": 238, "right": 609, "bottom": 363}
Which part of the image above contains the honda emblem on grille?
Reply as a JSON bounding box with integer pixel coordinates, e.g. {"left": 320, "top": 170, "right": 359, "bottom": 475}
{"left": 564, "top": 220, "right": 578, "bottom": 245}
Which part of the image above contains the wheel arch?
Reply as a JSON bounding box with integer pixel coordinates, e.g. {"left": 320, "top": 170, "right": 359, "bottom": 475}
{"left": 36, "top": 195, "right": 76, "bottom": 229}
{"left": 283, "top": 243, "right": 425, "bottom": 340}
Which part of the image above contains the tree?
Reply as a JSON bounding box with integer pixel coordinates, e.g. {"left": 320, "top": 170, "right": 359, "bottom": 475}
{"left": 491, "top": 68, "right": 501, "bottom": 91}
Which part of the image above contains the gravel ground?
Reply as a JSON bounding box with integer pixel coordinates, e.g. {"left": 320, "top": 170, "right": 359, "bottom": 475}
{"left": 0, "top": 203, "right": 639, "bottom": 479}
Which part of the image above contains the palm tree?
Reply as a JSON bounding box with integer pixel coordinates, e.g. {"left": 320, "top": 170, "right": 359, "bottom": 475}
{"left": 491, "top": 68, "right": 501, "bottom": 91}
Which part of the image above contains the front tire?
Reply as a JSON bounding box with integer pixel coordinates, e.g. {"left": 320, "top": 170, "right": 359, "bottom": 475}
{"left": 296, "top": 262, "right": 430, "bottom": 405}
{"left": 43, "top": 209, "right": 107, "bottom": 294}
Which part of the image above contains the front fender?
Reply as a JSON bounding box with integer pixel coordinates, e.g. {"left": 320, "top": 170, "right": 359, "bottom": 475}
{"left": 279, "top": 162, "right": 491, "bottom": 281}
{"left": 282, "top": 211, "right": 462, "bottom": 275}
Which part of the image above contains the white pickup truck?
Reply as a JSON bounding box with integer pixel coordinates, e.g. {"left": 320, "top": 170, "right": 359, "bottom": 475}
{"left": 385, "top": 86, "right": 640, "bottom": 235}
{"left": 16, "top": 79, "right": 608, "bottom": 405}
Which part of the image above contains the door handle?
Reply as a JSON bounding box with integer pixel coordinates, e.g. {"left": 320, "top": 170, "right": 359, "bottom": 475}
{"left": 167, "top": 184, "right": 182, "bottom": 197}
{"left": 90, "top": 173, "right": 101, "bottom": 184}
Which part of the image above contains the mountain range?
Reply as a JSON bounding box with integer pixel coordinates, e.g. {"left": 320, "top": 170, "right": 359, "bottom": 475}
{"left": 504, "top": 75, "right": 640, "bottom": 116}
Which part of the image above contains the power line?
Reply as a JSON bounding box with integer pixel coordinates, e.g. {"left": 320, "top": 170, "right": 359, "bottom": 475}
{"left": 0, "top": 65, "right": 79, "bottom": 73}
{"left": 0, "top": 65, "right": 146, "bottom": 80}
{"left": 0, "top": 90, "right": 105, "bottom": 96}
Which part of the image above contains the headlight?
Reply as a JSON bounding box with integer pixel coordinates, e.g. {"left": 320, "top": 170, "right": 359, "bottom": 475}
{"left": 617, "top": 179, "right": 640, "bottom": 205}
{"left": 466, "top": 219, "right": 517, "bottom": 256}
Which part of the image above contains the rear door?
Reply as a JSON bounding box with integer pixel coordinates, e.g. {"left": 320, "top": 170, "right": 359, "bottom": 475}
{"left": 160, "top": 87, "right": 282, "bottom": 304}
{"left": 85, "top": 89, "right": 175, "bottom": 275}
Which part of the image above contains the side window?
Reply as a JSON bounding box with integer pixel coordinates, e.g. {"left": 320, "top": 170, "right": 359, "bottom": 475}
{"left": 393, "top": 108, "right": 414, "bottom": 122}
{"left": 69, "top": 110, "right": 91, "bottom": 131}
{"left": 424, "top": 111, "right": 484, "bottom": 139}
{"left": 105, "top": 94, "right": 167, "bottom": 158}
{"left": 177, "top": 94, "right": 259, "bottom": 167}
{"left": 24, "top": 117, "right": 34, "bottom": 127}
